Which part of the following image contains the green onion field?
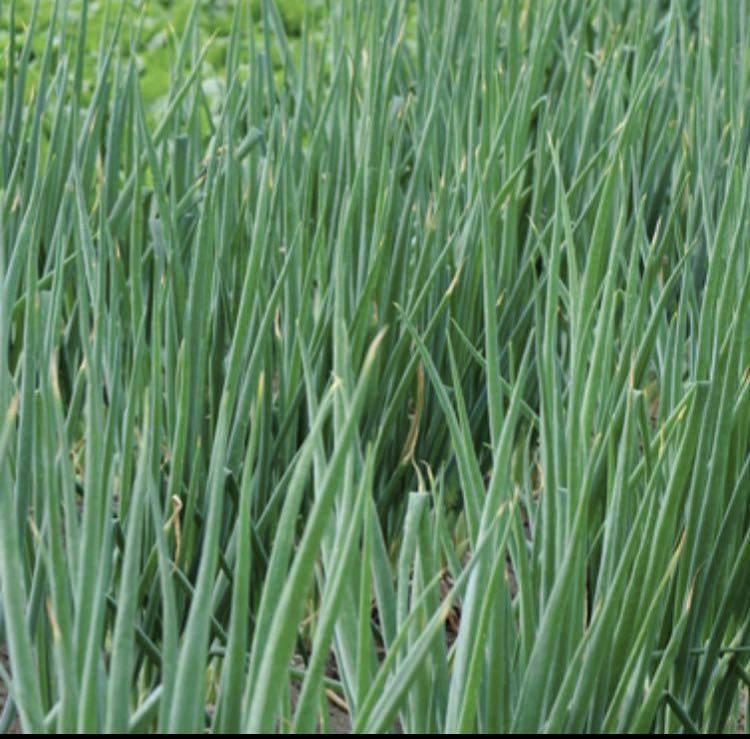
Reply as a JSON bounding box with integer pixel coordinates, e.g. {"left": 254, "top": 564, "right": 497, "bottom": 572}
{"left": 2, "top": 0, "right": 750, "bottom": 733}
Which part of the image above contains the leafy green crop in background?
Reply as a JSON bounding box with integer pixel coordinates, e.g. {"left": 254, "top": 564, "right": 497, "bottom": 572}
{"left": 0, "top": 0, "right": 329, "bottom": 107}
{"left": 1, "top": 0, "right": 750, "bottom": 734}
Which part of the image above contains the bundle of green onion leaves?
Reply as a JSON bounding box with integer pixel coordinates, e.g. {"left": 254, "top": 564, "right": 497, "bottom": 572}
{"left": 2, "top": 0, "right": 750, "bottom": 733}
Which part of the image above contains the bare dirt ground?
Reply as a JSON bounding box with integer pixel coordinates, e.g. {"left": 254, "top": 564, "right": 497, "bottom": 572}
{"left": 0, "top": 645, "right": 22, "bottom": 734}
{"left": 286, "top": 682, "right": 351, "bottom": 734}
